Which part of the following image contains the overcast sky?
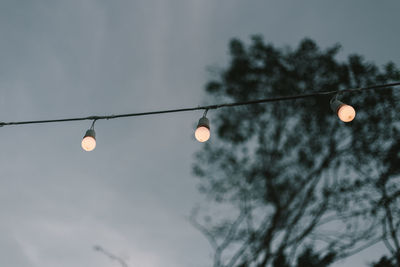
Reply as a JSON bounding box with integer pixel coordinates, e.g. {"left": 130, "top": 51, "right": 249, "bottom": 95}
{"left": 0, "top": 1, "right": 399, "bottom": 267}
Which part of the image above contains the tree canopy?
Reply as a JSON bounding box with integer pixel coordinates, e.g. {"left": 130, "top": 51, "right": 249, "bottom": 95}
{"left": 192, "top": 36, "right": 400, "bottom": 267}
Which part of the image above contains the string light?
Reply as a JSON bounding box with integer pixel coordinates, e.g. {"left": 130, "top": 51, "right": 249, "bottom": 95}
{"left": 330, "top": 97, "right": 356, "bottom": 122}
{"left": 81, "top": 120, "right": 97, "bottom": 151}
{"left": 0, "top": 82, "right": 397, "bottom": 149}
{"left": 195, "top": 110, "right": 210, "bottom": 142}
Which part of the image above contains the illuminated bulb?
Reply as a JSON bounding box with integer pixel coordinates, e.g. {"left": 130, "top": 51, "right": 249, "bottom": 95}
{"left": 81, "top": 129, "right": 96, "bottom": 151}
{"left": 195, "top": 126, "right": 210, "bottom": 142}
{"left": 330, "top": 98, "right": 356, "bottom": 123}
{"left": 195, "top": 116, "right": 210, "bottom": 142}
{"left": 337, "top": 104, "right": 356, "bottom": 122}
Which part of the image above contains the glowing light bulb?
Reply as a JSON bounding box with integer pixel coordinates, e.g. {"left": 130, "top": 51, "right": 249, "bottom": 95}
{"left": 195, "top": 126, "right": 210, "bottom": 142}
{"left": 195, "top": 116, "right": 210, "bottom": 142}
{"left": 81, "top": 129, "right": 96, "bottom": 151}
{"left": 337, "top": 104, "right": 356, "bottom": 122}
{"left": 330, "top": 98, "right": 356, "bottom": 123}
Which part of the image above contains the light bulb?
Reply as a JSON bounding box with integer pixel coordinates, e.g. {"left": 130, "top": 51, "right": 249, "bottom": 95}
{"left": 330, "top": 98, "right": 356, "bottom": 123}
{"left": 82, "top": 136, "right": 96, "bottom": 151}
{"left": 81, "top": 129, "right": 96, "bottom": 151}
{"left": 195, "top": 116, "right": 210, "bottom": 142}
{"left": 337, "top": 104, "right": 356, "bottom": 122}
{"left": 195, "top": 126, "right": 210, "bottom": 142}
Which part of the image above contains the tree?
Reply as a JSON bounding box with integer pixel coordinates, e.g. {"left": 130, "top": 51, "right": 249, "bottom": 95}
{"left": 191, "top": 36, "right": 400, "bottom": 266}
{"left": 370, "top": 256, "right": 396, "bottom": 267}
{"left": 272, "top": 248, "right": 334, "bottom": 267}
{"left": 295, "top": 248, "right": 335, "bottom": 267}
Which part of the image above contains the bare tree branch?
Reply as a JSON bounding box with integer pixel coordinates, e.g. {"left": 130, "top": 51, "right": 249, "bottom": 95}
{"left": 93, "top": 245, "right": 129, "bottom": 267}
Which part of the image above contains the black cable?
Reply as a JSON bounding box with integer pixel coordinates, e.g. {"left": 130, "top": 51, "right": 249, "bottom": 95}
{"left": 0, "top": 82, "right": 399, "bottom": 127}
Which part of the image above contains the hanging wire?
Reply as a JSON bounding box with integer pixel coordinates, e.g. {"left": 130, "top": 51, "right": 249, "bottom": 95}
{"left": 90, "top": 119, "right": 97, "bottom": 130}
{"left": 0, "top": 82, "right": 399, "bottom": 127}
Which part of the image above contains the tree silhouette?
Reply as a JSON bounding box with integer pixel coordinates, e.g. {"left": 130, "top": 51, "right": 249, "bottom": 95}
{"left": 192, "top": 36, "right": 400, "bottom": 266}
{"left": 370, "top": 256, "right": 396, "bottom": 267}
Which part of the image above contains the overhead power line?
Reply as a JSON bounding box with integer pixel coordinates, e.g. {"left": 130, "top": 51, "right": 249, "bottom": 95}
{"left": 0, "top": 82, "right": 399, "bottom": 127}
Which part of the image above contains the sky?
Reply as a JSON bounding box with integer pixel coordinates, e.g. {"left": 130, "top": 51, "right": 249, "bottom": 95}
{"left": 0, "top": 1, "right": 399, "bottom": 266}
